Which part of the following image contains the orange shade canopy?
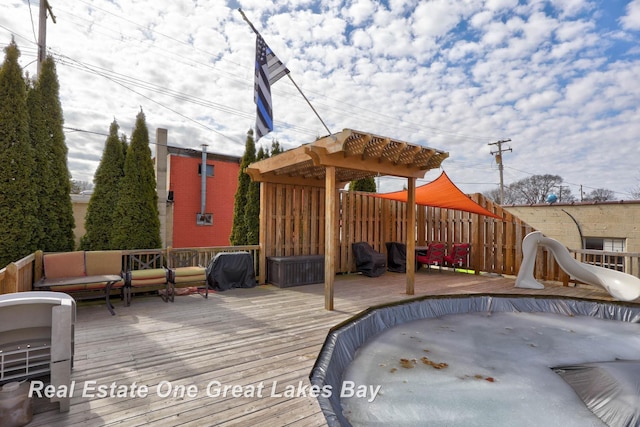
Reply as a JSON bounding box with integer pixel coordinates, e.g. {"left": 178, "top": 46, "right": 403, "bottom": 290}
{"left": 376, "top": 171, "right": 502, "bottom": 219}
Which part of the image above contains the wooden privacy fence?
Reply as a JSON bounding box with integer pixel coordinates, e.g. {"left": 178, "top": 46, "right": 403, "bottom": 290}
{"left": 4, "top": 184, "right": 640, "bottom": 295}
{"left": 260, "top": 183, "right": 539, "bottom": 276}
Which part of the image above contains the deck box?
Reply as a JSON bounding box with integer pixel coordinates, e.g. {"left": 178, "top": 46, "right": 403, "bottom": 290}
{"left": 267, "top": 255, "right": 325, "bottom": 288}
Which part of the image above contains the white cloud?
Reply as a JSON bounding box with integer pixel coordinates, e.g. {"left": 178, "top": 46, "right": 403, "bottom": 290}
{"left": 620, "top": 0, "right": 640, "bottom": 30}
{"left": 341, "top": 0, "right": 377, "bottom": 26}
{"left": 0, "top": 0, "right": 638, "bottom": 199}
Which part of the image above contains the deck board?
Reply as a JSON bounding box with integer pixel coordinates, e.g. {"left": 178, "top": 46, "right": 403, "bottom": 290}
{"left": 29, "top": 270, "right": 632, "bottom": 426}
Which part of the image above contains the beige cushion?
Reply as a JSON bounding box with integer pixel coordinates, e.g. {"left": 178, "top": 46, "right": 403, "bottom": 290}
{"left": 130, "top": 268, "right": 167, "bottom": 280}
{"left": 44, "top": 252, "right": 86, "bottom": 279}
{"left": 130, "top": 278, "right": 167, "bottom": 286}
{"left": 85, "top": 251, "right": 123, "bottom": 276}
{"left": 173, "top": 266, "right": 206, "bottom": 277}
{"left": 54, "top": 279, "right": 125, "bottom": 292}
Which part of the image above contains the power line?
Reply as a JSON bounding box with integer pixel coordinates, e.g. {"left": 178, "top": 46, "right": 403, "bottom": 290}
{"left": 32, "top": 3, "right": 501, "bottom": 145}
{"left": 63, "top": 126, "right": 108, "bottom": 137}
{"left": 26, "top": 0, "right": 38, "bottom": 43}
{"left": 49, "top": 51, "right": 323, "bottom": 139}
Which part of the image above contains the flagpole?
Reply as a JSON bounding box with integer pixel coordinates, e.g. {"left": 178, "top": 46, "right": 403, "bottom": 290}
{"left": 238, "top": 8, "right": 333, "bottom": 136}
{"left": 285, "top": 74, "right": 332, "bottom": 135}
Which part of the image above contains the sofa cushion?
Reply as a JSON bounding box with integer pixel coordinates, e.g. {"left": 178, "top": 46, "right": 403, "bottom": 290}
{"left": 172, "top": 266, "right": 206, "bottom": 284}
{"left": 130, "top": 278, "right": 167, "bottom": 287}
{"left": 54, "top": 279, "right": 125, "bottom": 292}
{"left": 173, "top": 266, "right": 206, "bottom": 277}
{"left": 85, "top": 251, "right": 123, "bottom": 276}
{"left": 128, "top": 269, "right": 167, "bottom": 288}
{"left": 44, "top": 252, "right": 86, "bottom": 279}
{"left": 129, "top": 268, "right": 167, "bottom": 280}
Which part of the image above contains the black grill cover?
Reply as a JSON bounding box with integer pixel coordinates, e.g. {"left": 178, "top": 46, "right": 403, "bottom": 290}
{"left": 206, "top": 252, "right": 256, "bottom": 291}
{"left": 352, "top": 242, "right": 386, "bottom": 277}
{"left": 385, "top": 242, "right": 407, "bottom": 273}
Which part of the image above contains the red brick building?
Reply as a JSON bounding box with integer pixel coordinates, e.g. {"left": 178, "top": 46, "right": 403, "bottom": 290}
{"left": 157, "top": 140, "right": 241, "bottom": 248}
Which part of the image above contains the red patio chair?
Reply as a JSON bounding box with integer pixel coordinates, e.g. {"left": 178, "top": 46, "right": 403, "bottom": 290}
{"left": 416, "top": 242, "right": 446, "bottom": 272}
{"left": 444, "top": 243, "right": 471, "bottom": 272}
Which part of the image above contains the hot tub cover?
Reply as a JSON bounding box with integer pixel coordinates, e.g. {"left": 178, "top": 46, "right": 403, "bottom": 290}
{"left": 309, "top": 294, "right": 640, "bottom": 427}
{"left": 554, "top": 360, "right": 640, "bottom": 426}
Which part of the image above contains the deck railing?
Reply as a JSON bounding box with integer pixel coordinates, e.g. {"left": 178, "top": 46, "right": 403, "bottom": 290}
{"left": 529, "top": 247, "right": 640, "bottom": 286}
{"left": 0, "top": 246, "right": 260, "bottom": 295}
{"left": 2, "top": 187, "right": 639, "bottom": 295}
{"left": 2, "top": 245, "right": 639, "bottom": 296}
{"left": 572, "top": 249, "right": 640, "bottom": 276}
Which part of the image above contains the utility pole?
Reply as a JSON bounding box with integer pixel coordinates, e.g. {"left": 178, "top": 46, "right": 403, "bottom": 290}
{"left": 489, "top": 139, "right": 512, "bottom": 205}
{"left": 556, "top": 185, "right": 568, "bottom": 202}
{"left": 37, "top": 0, "right": 56, "bottom": 76}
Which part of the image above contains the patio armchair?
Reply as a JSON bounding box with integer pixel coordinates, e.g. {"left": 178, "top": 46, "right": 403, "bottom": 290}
{"left": 416, "top": 242, "right": 446, "bottom": 272}
{"left": 167, "top": 249, "right": 208, "bottom": 300}
{"left": 352, "top": 242, "right": 386, "bottom": 277}
{"left": 444, "top": 243, "right": 471, "bottom": 272}
{"left": 125, "top": 251, "right": 170, "bottom": 305}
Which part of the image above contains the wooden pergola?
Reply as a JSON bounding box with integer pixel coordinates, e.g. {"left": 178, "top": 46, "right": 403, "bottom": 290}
{"left": 246, "top": 129, "right": 449, "bottom": 310}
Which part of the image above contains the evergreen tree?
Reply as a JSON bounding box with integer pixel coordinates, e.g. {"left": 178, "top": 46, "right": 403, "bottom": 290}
{"left": 29, "top": 56, "right": 75, "bottom": 252}
{"left": 270, "top": 139, "right": 283, "bottom": 155}
{"left": 244, "top": 145, "right": 267, "bottom": 245}
{"left": 349, "top": 177, "right": 377, "bottom": 192}
{"left": 80, "top": 120, "right": 126, "bottom": 250}
{"left": 0, "top": 40, "right": 38, "bottom": 266}
{"left": 111, "top": 110, "right": 161, "bottom": 249}
{"left": 230, "top": 129, "right": 256, "bottom": 245}
{"left": 26, "top": 75, "right": 47, "bottom": 249}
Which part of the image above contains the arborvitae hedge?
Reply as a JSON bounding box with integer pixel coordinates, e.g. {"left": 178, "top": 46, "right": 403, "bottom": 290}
{"left": 0, "top": 41, "right": 39, "bottom": 266}
{"left": 32, "top": 56, "right": 75, "bottom": 252}
{"left": 244, "top": 146, "right": 268, "bottom": 245}
{"left": 111, "top": 110, "right": 162, "bottom": 249}
{"left": 80, "top": 120, "right": 126, "bottom": 250}
{"left": 230, "top": 129, "right": 256, "bottom": 245}
{"left": 349, "top": 177, "right": 377, "bottom": 192}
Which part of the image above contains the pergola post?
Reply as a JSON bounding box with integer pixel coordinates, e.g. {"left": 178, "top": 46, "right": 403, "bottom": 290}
{"left": 324, "top": 166, "right": 337, "bottom": 310}
{"left": 258, "top": 182, "right": 267, "bottom": 284}
{"left": 406, "top": 177, "right": 416, "bottom": 295}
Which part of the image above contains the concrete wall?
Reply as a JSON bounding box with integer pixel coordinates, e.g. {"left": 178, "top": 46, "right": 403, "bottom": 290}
{"left": 155, "top": 129, "right": 169, "bottom": 249}
{"left": 70, "top": 194, "right": 90, "bottom": 249}
{"left": 505, "top": 201, "right": 640, "bottom": 252}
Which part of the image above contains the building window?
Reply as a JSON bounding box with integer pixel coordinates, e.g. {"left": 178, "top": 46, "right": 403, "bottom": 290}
{"left": 196, "top": 213, "right": 213, "bottom": 226}
{"left": 198, "top": 164, "right": 214, "bottom": 177}
{"left": 583, "top": 237, "right": 625, "bottom": 271}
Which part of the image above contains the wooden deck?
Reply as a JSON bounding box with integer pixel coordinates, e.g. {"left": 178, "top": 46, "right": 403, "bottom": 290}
{"left": 30, "top": 270, "right": 630, "bottom": 426}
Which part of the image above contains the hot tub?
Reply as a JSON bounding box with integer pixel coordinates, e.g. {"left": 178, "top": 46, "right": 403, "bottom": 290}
{"left": 310, "top": 294, "right": 640, "bottom": 427}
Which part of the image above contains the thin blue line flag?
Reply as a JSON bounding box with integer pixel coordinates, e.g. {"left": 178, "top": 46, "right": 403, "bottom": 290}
{"left": 254, "top": 34, "right": 289, "bottom": 141}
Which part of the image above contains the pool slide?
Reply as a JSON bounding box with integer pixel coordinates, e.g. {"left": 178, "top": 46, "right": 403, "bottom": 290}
{"left": 516, "top": 231, "right": 640, "bottom": 301}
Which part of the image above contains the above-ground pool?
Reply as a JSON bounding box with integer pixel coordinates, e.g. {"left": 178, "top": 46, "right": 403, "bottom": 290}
{"left": 310, "top": 295, "right": 640, "bottom": 427}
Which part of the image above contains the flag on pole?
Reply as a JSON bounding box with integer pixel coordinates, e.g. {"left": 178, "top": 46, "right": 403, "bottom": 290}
{"left": 254, "top": 34, "right": 289, "bottom": 141}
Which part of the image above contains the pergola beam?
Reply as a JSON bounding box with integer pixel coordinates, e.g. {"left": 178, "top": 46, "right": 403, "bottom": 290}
{"left": 307, "top": 146, "right": 429, "bottom": 179}
{"left": 246, "top": 128, "right": 449, "bottom": 311}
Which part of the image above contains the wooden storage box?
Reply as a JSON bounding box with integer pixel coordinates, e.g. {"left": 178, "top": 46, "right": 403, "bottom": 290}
{"left": 267, "top": 255, "right": 325, "bottom": 288}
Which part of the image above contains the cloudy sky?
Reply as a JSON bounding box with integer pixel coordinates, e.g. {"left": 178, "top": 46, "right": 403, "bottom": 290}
{"left": 2, "top": 0, "right": 640, "bottom": 199}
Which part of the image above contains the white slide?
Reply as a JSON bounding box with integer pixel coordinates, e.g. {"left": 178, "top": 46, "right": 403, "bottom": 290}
{"left": 516, "top": 231, "right": 640, "bottom": 301}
